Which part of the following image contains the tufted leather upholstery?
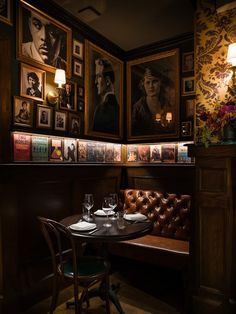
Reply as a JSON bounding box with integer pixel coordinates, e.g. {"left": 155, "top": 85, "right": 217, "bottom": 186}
{"left": 120, "top": 189, "right": 191, "bottom": 241}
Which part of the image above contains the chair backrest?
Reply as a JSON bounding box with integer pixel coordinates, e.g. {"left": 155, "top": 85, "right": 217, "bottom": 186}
{"left": 37, "top": 216, "right": 77, "bottom": 277}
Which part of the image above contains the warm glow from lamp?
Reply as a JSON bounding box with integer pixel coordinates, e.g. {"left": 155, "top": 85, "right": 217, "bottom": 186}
{"left": 155, "top": 113, "right": 161, "bottom": 121}
{"left": 166, "top": 112, "right": 172, "bottom": 123}
{"left": 227, "top": 43, "right": 236, "bottom": 66}
{"left": 54, "top": 69, "right": 66, "bottom": 88}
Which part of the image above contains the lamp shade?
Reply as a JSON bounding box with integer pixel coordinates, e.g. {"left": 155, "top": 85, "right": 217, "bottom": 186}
{"left": 166, "top": 112, "right": 172, "bottom": 122}
{"left": 227, "top": 43, "right": 236, "bottom": 66}
{"left": 54, "top": 69, "right": 66, "bottom": 88}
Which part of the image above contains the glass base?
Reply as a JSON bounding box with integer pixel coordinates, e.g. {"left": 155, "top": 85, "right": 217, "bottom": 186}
{"left": 103, "top": 222, "right": 112, "bottom": 227}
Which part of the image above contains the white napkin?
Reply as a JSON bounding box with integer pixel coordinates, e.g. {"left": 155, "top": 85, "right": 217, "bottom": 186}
{"left": 94, "top": 209, "right": 115, "bottom": 216}
{"left": 124, "top": 213, "right": 147, "bottom": 221}
{"left": 69, "top": 221, "right": 96, "bottom": 231}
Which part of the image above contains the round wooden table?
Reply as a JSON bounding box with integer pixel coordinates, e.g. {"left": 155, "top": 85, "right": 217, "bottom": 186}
{"left": 60, "top": 213, "right": 153, "bottom": 314}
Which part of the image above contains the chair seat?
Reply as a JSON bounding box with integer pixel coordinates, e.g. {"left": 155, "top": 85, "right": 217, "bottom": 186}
{"left": 64, "top": 256, "right": 110, "bottom": 278}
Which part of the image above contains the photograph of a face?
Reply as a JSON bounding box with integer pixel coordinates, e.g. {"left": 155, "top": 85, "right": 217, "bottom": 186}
{"left": 55, "top": 111, "right": 67, "bottom": 131}
{"left": 60, "top": 81, "right": 77, "bottom": 111}
{"left": 18, "top": 0, "right": 72, "bottom": 75}
{"left": 20, "top": 63, "right": 45, "bottom": 101}
{"left": 182, "top": 51, "right": 194, "bottom": 72}
{"left": 13, "top": 96, "right": 33, "bottom": 127}
{"left": 85, "top": 40, "right": 123, "bottom": 140}
{"left": 73, "top": 39, "right": 83, "bottom": 59}
{"left": 127, "top": 49, "right": 180, "bottom": 141}
{"left": 182, "top": 77, "right": 195, "bottom": 95}
{"left": 36, "top": 105, "right": 52, "bottom": 129}
{"left": 69, "top": 113, "right": 80, "bottom": 136}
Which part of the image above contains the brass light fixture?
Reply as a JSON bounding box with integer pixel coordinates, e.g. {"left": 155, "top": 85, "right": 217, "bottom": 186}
{"left": 47, "top": 69, "right": 66, "bottom": 105}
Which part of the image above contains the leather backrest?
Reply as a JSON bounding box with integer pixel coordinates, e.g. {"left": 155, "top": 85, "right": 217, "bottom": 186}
{"left": 121, "top": 189, "right": 191, "bottom": 241}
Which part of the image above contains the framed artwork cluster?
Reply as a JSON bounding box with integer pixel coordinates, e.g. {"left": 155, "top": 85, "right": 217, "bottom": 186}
{"left": 181, "top": 50, "right": 195, "bottom": 138}
{"left": 0, "top": 0, "right": 12, "bottom": 25}
{"left": 72, "top": 38, "right": 83, "bottom": 78}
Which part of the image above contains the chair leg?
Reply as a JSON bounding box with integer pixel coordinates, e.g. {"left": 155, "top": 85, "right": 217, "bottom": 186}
{"left": 105, "top": 275, "right": 111, "bottom": 314}
{"left": 50, "top": 274, "right": 60, "bottom": 314}
{"left": 73, "top": 283, "right": 80, "bottom": 314}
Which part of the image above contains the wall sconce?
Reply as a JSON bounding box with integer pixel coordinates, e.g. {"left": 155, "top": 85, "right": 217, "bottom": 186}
{"left": 155, "top": 112, "right": 173, "bottom": 127}
{"left": 47, "top": 69, "right": 66, "bottom": 105}
{"left": 227, "top": 43, "right": 236, "bottom": 96}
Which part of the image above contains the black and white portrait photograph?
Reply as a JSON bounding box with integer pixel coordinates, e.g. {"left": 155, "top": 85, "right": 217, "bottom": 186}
{"left": 182, "top": 51, "right": 194, "bottom": 72}
{"left": 85, "top": 40, "right": 123, "bottom": 140}
{"left": 69, "top": 113, "right": 80, "bottom": 136}
{"left": 63, "top": 138, "right": 77, "bottom": 162}
{"left": 73, "top": 39, "right": 83, "bottom": 59}
{"left": 73, "top": 60, "right": 83, "bottom": 77}
{"left": 13, "top": 96, "right": 33, "bottom": 127}
{"left": 127, "top": 49, "right": 179, "bottom": 141}
{"left": 36, "top": 105, "right": 52, "bottom": 129}
{"left": 20, "top": 63, "right": 45, "bottom": 101}
{"left": 55, "top": 111, "right": 67, "bottom": 131}
{"left": 0, "top": 0, "right": 11, "bottom": 25}
{"left": 182, "top": 77, "right": 195, "bottom": 95}
{"left": 60, "top": 81, "right": 77, "bottom": 111}
{"left": 18, "top": 0, "right": 72, "bottom": 75}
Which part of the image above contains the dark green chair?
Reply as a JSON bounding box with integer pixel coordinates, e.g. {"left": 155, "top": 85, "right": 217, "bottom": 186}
{"left": 37, "top": 216, "right": 110, "bottom": 314}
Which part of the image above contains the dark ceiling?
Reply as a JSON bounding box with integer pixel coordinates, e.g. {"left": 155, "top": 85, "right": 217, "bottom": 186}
{"left": 52, "top": 0, "right": 195, "bottom": 51}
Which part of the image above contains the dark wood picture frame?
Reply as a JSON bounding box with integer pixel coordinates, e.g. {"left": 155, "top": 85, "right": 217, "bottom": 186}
{"left": 13, "top": 96, "right": 33, "bottom": 127}
{"left": 69, "top": 113, "right": 80, "bottom": 136}
{"left": 0, "top": 0, "right": 12, "bottom": 25}
{"left": 73, "top": 59, "right": 83, "bottom": 77}
{"left": 20, "top": 62, "right": 45, "bottom": 101}
{"left": 182, "top": 51, "right": 194, "bottom": 72}
{"left": 18, "top": 0, "right": 72, "bottom": 76}
{"left": 54, "top": 110, "right": 67, "bottom": 131}
{"left": 182, "top": 76, "right": 195, "bottom": 95}
{"left": 36, "top": 104, "right": 52, "bottom": 129}
{"left": 59, "top": 80, "right": 77, "bottom": 111}
{"left": 85, "top": 40, "right": 123, "bottom": 140}
{"left": 127, "top": 49, "right": 180, "bottom": 141}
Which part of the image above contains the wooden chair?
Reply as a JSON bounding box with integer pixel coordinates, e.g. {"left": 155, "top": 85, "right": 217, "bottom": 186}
{"left": 37, "top": 216, "right": 110, "bottom": 314}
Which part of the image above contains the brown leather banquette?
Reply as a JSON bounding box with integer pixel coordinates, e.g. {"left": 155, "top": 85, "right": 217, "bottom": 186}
{"left": 109, "top": 189, "right": 191, "bottom": 270}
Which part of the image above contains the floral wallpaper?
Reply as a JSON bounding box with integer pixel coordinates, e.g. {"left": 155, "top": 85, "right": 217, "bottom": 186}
{"left": 195, "top": 0, "right": 236, "bottom": 144}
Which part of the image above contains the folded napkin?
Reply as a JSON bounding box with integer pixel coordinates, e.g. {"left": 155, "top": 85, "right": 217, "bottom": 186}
{"left": 69, "top": 221, "right": 96, "bottom": 231}
{"left": 94, "top": 209, "right": 115, "bottom": 216}
{"left": 124, "top": 213, "right": 147, "bottom": 221}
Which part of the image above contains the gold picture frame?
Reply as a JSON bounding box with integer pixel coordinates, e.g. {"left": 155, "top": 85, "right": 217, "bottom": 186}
{"left": 20, "top": 63, "right": 45, "bottom": 101}
{"left": 17, "top": 0, "right": 72, "bottom": 76}
{"left": 85, "top": 40, "right": 123, "bottom": 140}
{"left": 127, "top": 49, "right": 180, "bottom": 141}
{"left": 13, "top": 96, "right": 33, "bottom": 127}
{"left": 0, "top": 0, "right": 12, "bottom": 25}
{"left": 36, "top": 104, "right": 53, "bottom": 129}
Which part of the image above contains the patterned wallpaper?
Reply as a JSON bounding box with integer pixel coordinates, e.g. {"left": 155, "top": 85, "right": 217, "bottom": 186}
{"left": 195, "top": 0, "right": 236, "bottom": 143}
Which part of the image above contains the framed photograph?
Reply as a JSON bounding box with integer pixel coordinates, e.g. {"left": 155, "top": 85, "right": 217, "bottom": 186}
{"left": 13, "top": 96, "right": 33, "bottom": 127}
{"left": 127, "top": 49, "right": 179, "bottom": 141}
{"left": 182, "top": 77, "right": 195, "bottom": 95}
{"left": 181, "top": 121, "right": 192, "bottom": 137}
{"left": 85, "top": 40, "right": 123, "bottom": 140}
{"left": 73, "top": 59, "right": 83, "bottom": 77}
{"left": 69, "top": 113, "right": 80, "bottom": 136}
{"left": 36, "top": 104, "right": 52, "bottom": 129}
{"left": 185, "top": 98, "right": 195, "bottom": 119}
{"left": 78, "top": 100, "right": 84, "bottom": 111}
{"left": 20, "top": 63, "right": 45, "bottom": 101}
{"left": 0, "top": 0, "right": 12, "bottom": 25}
{"left": 18, "top": 0, "right": 72, "bottom": 76}
{"left": 182, "top": 51, "right": 194, "bottom": 72}
{"left": 54, "top": 110, "right": 67, "bottom": 131}
{"left": 59, "top": 81, "right": 77, "bottom": 111}
{"left": 73, "top": 39, "right": 83, "bottom": 59}
{"left": 78, "top": 86, "right": 84, "bottom": 98}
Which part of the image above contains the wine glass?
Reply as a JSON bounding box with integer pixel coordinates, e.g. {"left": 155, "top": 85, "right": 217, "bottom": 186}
{"left": 109, "top": 193, "right": 118, "bottom": 220}
{"left": 102, "top": 197, "right": 112, "bottom": 227}
{"left": 83, "top": 194, "right": 94, "bottom": 222}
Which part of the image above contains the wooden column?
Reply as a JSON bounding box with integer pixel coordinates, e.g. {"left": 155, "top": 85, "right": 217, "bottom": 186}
{"left": 189, "top": 145, "right": 236, "bottom": 313}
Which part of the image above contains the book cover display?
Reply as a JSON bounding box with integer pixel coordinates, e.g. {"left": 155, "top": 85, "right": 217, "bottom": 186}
{"left": 150, "top": 144, "right": 162, "bottom": 162}
{"left": 32, "top": 136, "right": 48, "bottom": 162}
{"left": 127, "top": 145, "right": 138, "bottom": 162}
{"left": 63, "top": 139, "right": 77, "bottom": 162}
{"left": 78, "top": 140, "right": 88, "bottom": 162}
{"left": 13, "top": 133, "right": 31, "bottom": 161}
{"left": 50, "top": 138, "right": 63, "bottom": 161}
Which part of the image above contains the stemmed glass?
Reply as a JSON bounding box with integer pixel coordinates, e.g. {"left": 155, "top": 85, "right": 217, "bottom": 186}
{"left": 109, "top": 193, "right": 118, "bottom": 220}
{"left": 83, "top": 194, "right": 94, "bottom": 222}
{"left": 102, "top": 197, "right": 112, "bottom": 227}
